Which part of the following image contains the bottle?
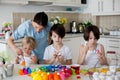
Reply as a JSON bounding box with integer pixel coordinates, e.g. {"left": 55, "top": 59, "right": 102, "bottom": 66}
{"left": 5, "top": 31, "right": 10, "bottom": 40}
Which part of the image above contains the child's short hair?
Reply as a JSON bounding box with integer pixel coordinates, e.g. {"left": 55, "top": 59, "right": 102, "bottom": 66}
{"left": 22, "top": 37, "right": 37, "bottom": 49}
{"left": 84, "top": 25, "right": 100, "bottom": 41}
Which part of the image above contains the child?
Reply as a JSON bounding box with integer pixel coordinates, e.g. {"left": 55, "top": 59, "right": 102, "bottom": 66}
{"left": 15, "top": 37, "right": 37, "bottom": 65}
{"left": 77, "top": 25, "right": 108, "bottom": 66}
{"left": 43, "top": 24, "right": 72, "bottom": 65}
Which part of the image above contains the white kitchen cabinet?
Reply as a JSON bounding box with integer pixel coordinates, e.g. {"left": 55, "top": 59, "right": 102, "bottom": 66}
{"left": 0, "top": 0, "right": 28, "bottom": 4}
{"left": 114, "top": 0, "right": 120, "bottom": 12}
{"left": 91, "top": 0, "right": 120, "bottom": 15}
{"left": 26, "top": 0, "right": 87, "bottom": 7}
{"left": 106, "top": 38, "right": 120, "bottom": 54}
{"left": 63, "top": 35, "right": 84, "bottom": 64}
{"left": 91, "top": 0, "right": 114, "bottom": 15}
{"left": 105, "top": 38, "right": 120, "bottom": 65}
{"left": 52, "top": 0, "right": 86, "bottom": 7}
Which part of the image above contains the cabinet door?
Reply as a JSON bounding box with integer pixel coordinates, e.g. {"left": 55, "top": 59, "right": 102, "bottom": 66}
{"left": 52, "top": 0, "right": 86, "bottom": 7}
{"left": 102, "top": 0, "right": 113, "bottom": 13}
{"left": 0, "top": 0, "right": 28, "bottom": 4}
{"left": 106, "top": 38, "right": 120, "bottom": 65}
{"left": 114, "top": 0, "right": 120, "bottom": 12}
{"left": 63, "top": 36, "right": 84, "bottom": 64}
{"left": 92, "top": 0, "right": 114, "bottom": 15}
{"left": 91, "top": 0, "right": 100, "bottom": 13}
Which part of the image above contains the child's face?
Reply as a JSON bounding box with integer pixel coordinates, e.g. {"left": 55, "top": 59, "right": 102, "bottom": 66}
{"left": 23, "top": 44, "right": 33, "bottom": 55}
{"left": 88, "top": 31, "right": 97, "bottom": 44}
{"left": 51, "top": 31, "right": 62, "bottom": 44}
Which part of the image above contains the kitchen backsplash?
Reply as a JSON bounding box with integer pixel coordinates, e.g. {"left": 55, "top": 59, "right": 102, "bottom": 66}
{"left": 13, "top": 12, "right": 120, "bottom": 33}
{"left": 13, "top": 12, "right": 93, "bottom": 32}
{"left": 96, "top": 15, "right": 120, "bottom": 32}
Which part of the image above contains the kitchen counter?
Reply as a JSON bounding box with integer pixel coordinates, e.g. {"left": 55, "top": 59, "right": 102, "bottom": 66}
{"left": 65, "top": 33, "right": 120, "bottom": 39}
{"left": 0, "top": 39, "right": 22, "bottom": 44}
{"left": 0, "top": 33, "right": 120, "bottom": 44}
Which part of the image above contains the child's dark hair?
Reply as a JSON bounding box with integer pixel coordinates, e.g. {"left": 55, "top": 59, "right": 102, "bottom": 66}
{"left": 33, "top": 12, "right": 48, "bottom": 27}
{"left": 49, "top": 24, "right": 65, "bottom": 44}
{"left": 83, "top": 25, "right": 100, "bottom": 41}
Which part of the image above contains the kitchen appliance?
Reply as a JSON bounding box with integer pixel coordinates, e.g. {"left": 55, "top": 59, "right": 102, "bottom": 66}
{"left": 70, "top": 21, "right": 78, "bottom": 33}
{"left": 99, "top": 27, "right": 103, "bottom": 35}
{"left": 78, "top": 23, "right": 84, "bottom": 33}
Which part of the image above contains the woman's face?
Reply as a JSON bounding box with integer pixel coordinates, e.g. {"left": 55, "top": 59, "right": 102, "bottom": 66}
{"left": 23, "top": 44, "right": 33, "bottom": 55}
{"left": 51, "top": 31, "right": 62, "bottom": 45}
{"left": 32, "top": 21, "right": 44, "bottom": 32}
{"left": 88, "top": 31, "right": 97, "bottom": 44}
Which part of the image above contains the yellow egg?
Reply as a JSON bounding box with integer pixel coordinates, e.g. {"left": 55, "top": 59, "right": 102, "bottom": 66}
{"left": 100, "top": 68, "right": 108, "bottom": 74}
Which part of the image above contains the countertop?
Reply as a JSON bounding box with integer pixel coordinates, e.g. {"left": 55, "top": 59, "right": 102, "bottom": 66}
{"left": 0, "top": 33, "right": 120, "bottom": 44}
{"left": 65, "top": 33, "right": 120, "bottom": 39}
{"left": 0, "top": 39, "right": 22, "bottom": 44}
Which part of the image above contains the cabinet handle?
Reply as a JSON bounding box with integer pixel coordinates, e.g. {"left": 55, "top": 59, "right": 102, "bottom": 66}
{"left": 109, "top": 40, "right": 119, "bottom": 42}
{"left": 109, "top": 46, "right": 119, "bottom": 48}
{"left": 98, "top": 1, "right": 100, "bottom": 12}
{"left": 101, "top": 1, "right": 103, "bottom": 12}
{"left": 113, "top": 0, "right": 115, "bottom": 11}
{"left": 63, "top": 39, "right": 71, "bottom": 42}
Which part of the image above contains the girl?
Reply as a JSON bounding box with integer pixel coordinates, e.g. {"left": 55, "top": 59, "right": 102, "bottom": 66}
{"left": 77, "top": 25, "right": 108, "bottom": 66}
{"left": 15, "top": 37, "right": 37, "bottom": 65}
{"left": 43, "top": 24, "right": 72, "bottom": 65}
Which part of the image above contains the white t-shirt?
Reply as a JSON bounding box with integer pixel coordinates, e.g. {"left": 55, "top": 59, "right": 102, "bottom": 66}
{"left": 84, "top": 43, "right": 101, "bottom": 67}
{"left": 18, "top": 52, "right": 35, "bottom": 65}
{"left": 43, "top": 44, "right": 72, "bottom": 65}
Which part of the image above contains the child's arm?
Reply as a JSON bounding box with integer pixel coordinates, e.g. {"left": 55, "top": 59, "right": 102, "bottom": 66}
{"left": 31, "top": 56, "right": 37, "bottom": 64}
{"left": 44, "top": 53, "right": 57, "bottom": 64}
{"left": 77, "top": 44, "right": 88, "bottom": 65}
{"left": 66, "top": 59, "right": 72, "bottom": 65}
{"left": 57, "top": 55, "right": 72, "bottom": 65}
{"left": 97, "top": 44, "right": 108, "bottom": 65}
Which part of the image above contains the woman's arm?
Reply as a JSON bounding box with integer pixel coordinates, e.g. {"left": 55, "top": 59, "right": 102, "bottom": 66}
{"left": 7, "top": 36, "right": 23, "bottom": 55}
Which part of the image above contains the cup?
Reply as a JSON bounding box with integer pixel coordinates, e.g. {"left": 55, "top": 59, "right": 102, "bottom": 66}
{"left": 71, "top": 64, "right": 80, "bottom": 75}
{"left": 109, "top": 66, "right": 116, "bottom": 73}
{"left": 6, "top": 64, "right": 14, "bottom": 77}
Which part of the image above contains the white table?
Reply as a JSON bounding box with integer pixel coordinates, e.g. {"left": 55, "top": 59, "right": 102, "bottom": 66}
{"left": 3, "top": 64, "right": 90, "bottom": 80}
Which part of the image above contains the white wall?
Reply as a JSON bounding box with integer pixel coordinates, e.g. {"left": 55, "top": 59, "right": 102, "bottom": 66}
{"left": 0, "top": 4, "right": 65, "bottom": 31}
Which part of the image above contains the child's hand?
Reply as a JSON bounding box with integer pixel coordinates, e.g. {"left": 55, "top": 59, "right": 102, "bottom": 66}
{"left": 57, "top": 55, "right": 64, "bottom": 63}
{"left": 53, "top": 53, "right": 57, "bottom": 59}
{"left": 53, "top": 51, "right": 59, "bottom": 58}
{"left": 96, "top": 50, "right": 103, "bottom": 59}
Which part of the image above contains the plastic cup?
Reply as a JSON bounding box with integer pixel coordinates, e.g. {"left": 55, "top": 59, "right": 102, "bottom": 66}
{"left": 71, "top": 64, "right": 80, "bottom": 75}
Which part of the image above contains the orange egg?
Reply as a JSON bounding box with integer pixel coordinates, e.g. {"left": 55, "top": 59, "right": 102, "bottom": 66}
{"left": 21, "top": 61, "right": 26, "bottom": 66}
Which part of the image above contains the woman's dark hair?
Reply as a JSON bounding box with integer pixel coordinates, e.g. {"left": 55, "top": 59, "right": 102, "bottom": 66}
{"left": 83, "top": 25, "right": 100, "bottom": 41}
{"left": 48, "top": 24, "right": 65, "bottom": 44}
{"left": 33, "top": 12, "right": 48, "bottom": 27}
